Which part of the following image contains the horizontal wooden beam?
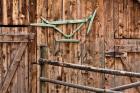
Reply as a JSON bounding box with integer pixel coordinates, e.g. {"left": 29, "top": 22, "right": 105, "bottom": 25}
{"left": 115, "top": 45, "right": 140, "bottom": 53}
{"left": 40, "top": 77, "right": 122, "bottom": 93}
{"left": 105, "top": 45, "right": 140, "bottom": 57}
{"left": 105, "top": 51, "right": 127, "bottom": 57}
{"left": 0, "top": 24, "right": 29, "bottom": 27}
{"left": 0, "top": 33, "right": 34, "bottom": 36}
{"left": 39, "top": 58, "right": 140, "bottom": 78}
{"left": 111, "top": 81, "right": 140, "bottom": 91}
{"left": 0, "top": 33, "right": 35, "bottom": 43}
{"left": 0, "top": 41, "right": 29, "bottom": 43}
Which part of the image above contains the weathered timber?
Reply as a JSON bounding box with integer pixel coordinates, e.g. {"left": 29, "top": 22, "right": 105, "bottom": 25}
{"left": 40, "top": 16, "right": 91, "bottom": 25}
{"left": 0, "top": 41, "right": 29, "bottom": 43}
{"left": 105, "top": 51, "right": 127, "bottom": 57}
{"left": 31, "top": 9, "right": 96, "bottom": 39}
{"left": 0, "top": 43, "right": 27, "bottom": 93}
{"left": 111, "top": 81, "right": 140, "bottom": 91}
{"left": 120, "top": 57, "right": 140, "bottom": 92}
{"left": 31, "top": 21, "right": 85, "bottom": 38}
{"left": 0, "top": 24, "right": 29, "bottom": 27}
{"left": 0, "top": 33, "right": 33, "bottom": 36}
{"left": 40, "top": 77, "right": 122, "bottom": 93}
{"left": 115, "top": 45, "right": 140, "bottom": 53}
{"left": 40, "top": 46, "right": 47, "bottom": 93}
{"left": 0, "top": 33, "right": 35, "bottom": 43}
{"left": 39, "top": 58, "right": 140, "bottom": 78}
{"left": 86, "top": 9, "right": 97, "bottom": 34}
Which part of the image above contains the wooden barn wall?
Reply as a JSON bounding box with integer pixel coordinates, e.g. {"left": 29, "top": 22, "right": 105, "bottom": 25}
{"left": 105, "top": 0, "right": 140, "bottom": 93}
{"left": 104, "top": 0, "right": 140, "bottom": 93}
{"left": 36, "top": 0, "right": 104, "bottom": 93}
{"left": 0, "top": 0, "right": 140, "bottom": 93}
{"left": 0, "top": 0, "right": 37, "bottom": 93}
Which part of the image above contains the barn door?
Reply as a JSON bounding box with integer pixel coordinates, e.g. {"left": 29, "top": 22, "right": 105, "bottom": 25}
{"left": 105, "top": 0, "right": 140, "bottom": 92}
{"left": 0, "top": 29, "right": 35, "bottom": 93}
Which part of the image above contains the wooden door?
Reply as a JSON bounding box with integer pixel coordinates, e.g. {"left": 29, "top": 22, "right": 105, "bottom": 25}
{"left": 0, "top": 28, "right": 35, "bottom": 93}
{"left": 0, "top": 0, "right": 37, "bottom": 93}
{"left": 104, "top": 0, "right": 140, "bottom": 93}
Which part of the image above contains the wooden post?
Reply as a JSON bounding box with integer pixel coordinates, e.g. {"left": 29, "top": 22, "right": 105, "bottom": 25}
{"left": 39, "top": 59, "right": 140, "bottom": 78}
{"left": 111, "top": 81, "right": 140, "bottom": 91}
{"left": 40, "top": 45, "right": 47, "bottom": 93}
{"left": 40, "top": 77, "right": 122, "bottom": 93}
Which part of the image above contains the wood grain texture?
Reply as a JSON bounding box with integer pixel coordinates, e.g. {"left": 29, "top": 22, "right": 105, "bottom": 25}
{"left": 0, "top": 43, "right": 27, "bottom": 93}
{"left": 0, "top": 0, "right": 140, "bottom": 93}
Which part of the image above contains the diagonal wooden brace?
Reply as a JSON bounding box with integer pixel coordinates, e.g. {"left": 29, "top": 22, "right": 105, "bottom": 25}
{"left": 0, "top": 43, "right": 27, "bottom": 93}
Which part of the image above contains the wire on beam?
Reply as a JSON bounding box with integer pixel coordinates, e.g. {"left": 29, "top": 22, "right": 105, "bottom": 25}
{"left": 40, "top": 77, "right": 122, "bottom": 93}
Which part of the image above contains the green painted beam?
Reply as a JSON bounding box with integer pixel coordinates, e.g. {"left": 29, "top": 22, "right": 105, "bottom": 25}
{"left": 56, "top": 39, "right": 80, "bottom": 43}
{"left": 41, "top": 15, "right": 92, "bottom": 25}
{"left": 86, "top": 9, "right": 97, "bottom": 34}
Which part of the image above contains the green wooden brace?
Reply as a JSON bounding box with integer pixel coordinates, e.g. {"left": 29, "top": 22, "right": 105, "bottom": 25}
{"left": 40, "top": 15, "right": 92, "bottom": 25}
{"left": 56, "top": 39, "right": 80, "bottom": 43}
{"left": 86, "top": 9, "right": 97, "bottom": 34}
{"left": 30, "top": 9, "right": 97, "bottom": 42}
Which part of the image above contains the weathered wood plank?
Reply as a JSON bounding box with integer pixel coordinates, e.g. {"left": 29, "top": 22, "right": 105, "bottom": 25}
{"left": 76, "top": 0, "right": 83, "bottom": 92}
{"left": 0, "top": 1, "right": 140, "bottom": 93}
{"left": 115, "top": 45, "right": 140, "bottom": 52}
{"left": 104, "top": 0, "right": 115, "bottom": 88}
{"left": 40, "top": 46, "right": 47, "bottom": 93}
{"left": 40, "top": 77, "right": 122, "bottom": 93}
{"left": 39, "top": 59, "right": 140, "bottom": 78}
{"left": 2, "top": 0, "right": 8, "bottom": 24}
{"left": 0, "top": 0, "right": 2, "bottom": 23}
{"left": 61, "top": 0, "right": 70, "bottom": 93}
{"left": 29, "top": 0, "right": 37, "bottom": 93}
{"left": 51, "top": 0, "right": 63, "bottom": 92}
{"left": 0, "top": 43, "right": 27, "bottom": 93}
{"left": 79, "top": 0, "right": 87, "bottom": 93}
{"left": 114, "top": 0, "right": 140, "bottom": 39}
{"left": 70, "top": 0, "right": 78, "bottom": 93}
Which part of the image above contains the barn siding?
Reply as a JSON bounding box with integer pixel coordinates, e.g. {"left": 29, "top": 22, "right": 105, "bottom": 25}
{"left": 0, "top": 0, "right": 140, "bottom": 93}
{"left": 0, "top": 0, "right": 37, "bottom": 93}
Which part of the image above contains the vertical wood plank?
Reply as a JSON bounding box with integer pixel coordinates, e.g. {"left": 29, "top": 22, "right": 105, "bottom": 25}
{"left": 70, "top": 0, "right": 78, "bottom": 92}
{"left": 2, "top": 0, "right": 8, "bottom": 24}
{"left": 29, "top": 0, "right": 37, "bottom": 93}
{"left": 104, "top": 0, "right": 116, "bottom": 89}
{"left": 40, "top": 46, "right": 47, "bottom": 93}
{"left": 0, "top": 43, "right": 27, "bottom": 93}
{"left": 61, "top": 0, "right": 69, "bottom": 93}
{"left": 0, "top": 0, "right": 3, "bottom": 23}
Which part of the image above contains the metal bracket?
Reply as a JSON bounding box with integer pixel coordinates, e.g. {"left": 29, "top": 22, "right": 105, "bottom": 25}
{"left": 105, "top": 51, "right": 127, "bottom": 58}
{"left": 38, "top": 58, "right": 46, "bottom": 65}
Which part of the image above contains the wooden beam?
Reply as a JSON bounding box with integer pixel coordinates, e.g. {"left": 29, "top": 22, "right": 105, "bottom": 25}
{"left": 40, "top": 46, "right": 47, "bottom": 93}
{"left": 0, "top": 43, "right": 27, "bottom": 93}
{"left": 105, "top": 51, "right": 127, "bottom": 57}
{"left": 40, "top": 77, "right": 122, "bottom": 93}
{"left": 0, "top": 33, "right": 35, "bottom": 43}
{"left": 0, "top": 41, "right": 29, "bottom": 43}
{"left": 111, "top": 81, "right": 140, "bottom": 91}
{"left": 115, "top": 45, "right": 140, "bottom": 53}
{"left": 39, "top": 59, "right": 140, "bottom": 78}
{"left": 0, "top": 24, "right": 29, "bottom": 27}
{"left": 105, "top": 45, "right": 140, "bottom": 57}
